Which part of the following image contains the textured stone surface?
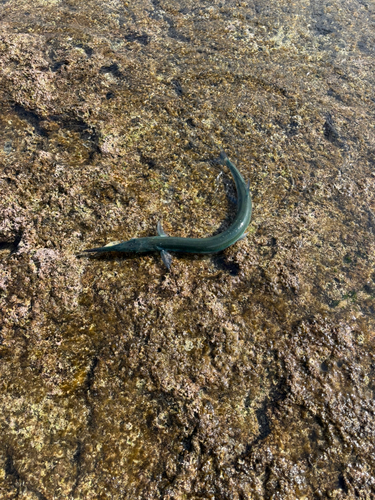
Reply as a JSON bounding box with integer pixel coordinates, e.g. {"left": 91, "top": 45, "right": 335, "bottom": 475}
{"left": 0, "top": 0, "right": 374, "bottom": 498}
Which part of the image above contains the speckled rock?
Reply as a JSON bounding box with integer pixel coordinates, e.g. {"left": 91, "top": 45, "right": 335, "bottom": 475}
{"left": 0, "top": 0, "right": 375, "bottom": 498}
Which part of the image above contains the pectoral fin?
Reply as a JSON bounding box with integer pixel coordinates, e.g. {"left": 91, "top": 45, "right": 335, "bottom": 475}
{"left": 160, "top": 249, "right": 172, "bottom": 270}
{"left": 157, "top": 221, "right": 169, "bottom": 237}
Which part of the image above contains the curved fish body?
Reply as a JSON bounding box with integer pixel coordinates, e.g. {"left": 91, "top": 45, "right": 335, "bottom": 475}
{"left": 82, "top": 151, "right": 252, "bottom": 267}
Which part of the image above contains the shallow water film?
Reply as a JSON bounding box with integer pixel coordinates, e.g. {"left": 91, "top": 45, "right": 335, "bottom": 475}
{"left": 1, "top": 0, "right": 375, "bottom": 498}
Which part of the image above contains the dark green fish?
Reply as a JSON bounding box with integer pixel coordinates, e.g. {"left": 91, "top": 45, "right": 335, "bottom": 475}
{"left": 81, "top": 151, "right": 252, "bottom": 268}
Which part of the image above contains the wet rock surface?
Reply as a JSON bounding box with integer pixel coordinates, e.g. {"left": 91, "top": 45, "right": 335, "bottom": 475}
{"left": 0, "top": 0, "right": 374, "bottom": 498}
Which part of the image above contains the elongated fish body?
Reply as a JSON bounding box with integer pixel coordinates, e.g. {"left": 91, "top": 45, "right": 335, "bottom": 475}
{"left": 82, "top": 151, "right": 252, "bottom": 267}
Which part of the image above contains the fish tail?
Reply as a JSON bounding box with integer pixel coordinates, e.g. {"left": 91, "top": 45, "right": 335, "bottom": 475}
{"left": 219, "top": 149, "right": 228, "bottom": 162}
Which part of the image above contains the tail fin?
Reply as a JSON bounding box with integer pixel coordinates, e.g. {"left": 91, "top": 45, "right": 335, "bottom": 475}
{"left": 219, "top": 149, "right": 228, "bottom": 163}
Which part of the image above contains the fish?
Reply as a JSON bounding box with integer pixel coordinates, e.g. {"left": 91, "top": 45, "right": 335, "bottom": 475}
{"left": 81, "top": 150, "right": 252, "bottom": 269}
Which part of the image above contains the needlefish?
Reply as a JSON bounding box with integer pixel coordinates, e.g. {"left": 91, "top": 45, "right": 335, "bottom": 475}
{"left": 81, "top": 151, "right": 252, "bottom": 269}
